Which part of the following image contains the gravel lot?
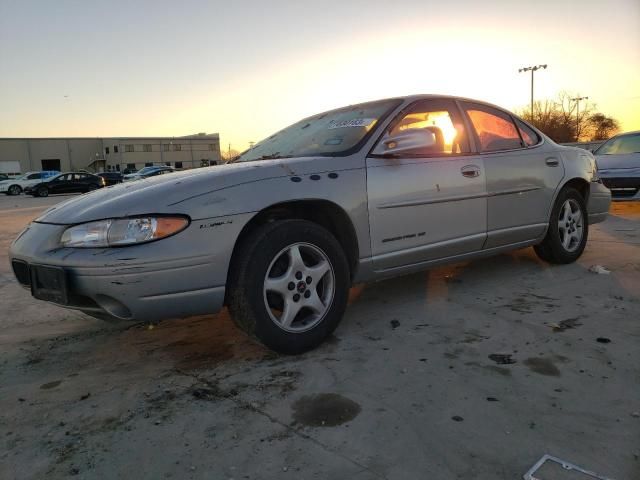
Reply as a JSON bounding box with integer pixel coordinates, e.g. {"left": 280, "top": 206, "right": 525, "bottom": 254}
{"left": 1, "top": 193, "right": 639, "bottom": 479}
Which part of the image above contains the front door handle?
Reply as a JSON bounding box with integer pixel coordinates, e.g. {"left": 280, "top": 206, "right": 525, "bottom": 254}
{"left": 461, "top": 165, "right": 481, "bottom": 178}
{"left": 545, "top": 157, "right": 559, "bottom": 167}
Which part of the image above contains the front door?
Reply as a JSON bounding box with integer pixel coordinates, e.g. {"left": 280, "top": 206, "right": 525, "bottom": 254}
{"left": 366, "top": 99, "right": 488, "bottom": 272}
{"left": 459, "top": 102, "right": 564, "bottom": 248}
{"left": 49, "top": 174, "right": 72, "bottom": 194}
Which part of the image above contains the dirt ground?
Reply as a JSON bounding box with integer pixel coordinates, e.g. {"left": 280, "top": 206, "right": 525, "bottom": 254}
{"left": 1, "top": 194, "right": 639, "bottom": 480}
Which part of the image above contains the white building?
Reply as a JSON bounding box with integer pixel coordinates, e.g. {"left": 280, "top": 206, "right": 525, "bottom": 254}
{"left": 0, "top": 133, "right": 221, "bottom": 174}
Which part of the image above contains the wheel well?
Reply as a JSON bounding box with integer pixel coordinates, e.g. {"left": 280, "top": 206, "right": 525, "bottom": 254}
{"left": 226, "top": 200, "right": 359, "bottom": 295}
{"left": 562, "top": 178, "right": 590, "bottom": 202}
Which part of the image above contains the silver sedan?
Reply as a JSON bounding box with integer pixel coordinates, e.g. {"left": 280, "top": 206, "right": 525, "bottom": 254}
{"left": 9, "top": 95, "right": 611, "bottom": 353}
{"left": 594, "top": 130, "right": 640, "bottom": 200}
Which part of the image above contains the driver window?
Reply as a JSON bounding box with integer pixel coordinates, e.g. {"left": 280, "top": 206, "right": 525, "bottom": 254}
{"left": 383, "top": 100, "right": 470, "bottom": 156}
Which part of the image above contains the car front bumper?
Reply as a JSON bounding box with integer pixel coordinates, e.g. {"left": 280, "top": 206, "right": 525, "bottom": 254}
{"left": 9, "top": 215, "right": 252, "bottom": 322}
{"left": 587, "top": 181, "right": 612, "bottom": 224}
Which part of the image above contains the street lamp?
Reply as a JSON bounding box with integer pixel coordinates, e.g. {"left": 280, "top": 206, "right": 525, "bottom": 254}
{"left": 518, "top": 64, "right": 548, "bottom": 119}
{"left": 570, "top": 96, "right": 589, "bottom": 142}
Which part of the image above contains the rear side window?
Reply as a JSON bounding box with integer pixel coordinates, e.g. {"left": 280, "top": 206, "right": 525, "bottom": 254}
{"left": 462, "top": 103, "right": 524, "bottom": 152}
{"left": 515, "top": 118, "right": 541, "bottom": 146}
{"left": 27, "top": 173, "right": 41, "bottom": 180}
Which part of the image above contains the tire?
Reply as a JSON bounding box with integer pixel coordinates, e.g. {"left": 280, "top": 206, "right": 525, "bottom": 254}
{"left": 228, "top": 219, "right": 350, "bottom": 354}
{"left": 37, "top": 187, "right": 49, "bottom": 197}
{"left": 87, "top": 183, "right": 99, "bottom": 191}
{"left": 534, "top": 187, "right": 588, "bottom": 264}
{"left": 8, "top": 185, "right": 21, "bottom": 196}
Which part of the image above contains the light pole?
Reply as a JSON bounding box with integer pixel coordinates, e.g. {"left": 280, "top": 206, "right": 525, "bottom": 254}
{"left": 570, "top": 95, "right": 589, "bottom": 142}
{"left": 518, "top": 64, "right": 548, "bottom": 119}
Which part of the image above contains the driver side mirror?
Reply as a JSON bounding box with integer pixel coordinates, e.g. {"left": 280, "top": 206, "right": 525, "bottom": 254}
{"left": 372, "top": 128, "right": 437, "bottom": 156}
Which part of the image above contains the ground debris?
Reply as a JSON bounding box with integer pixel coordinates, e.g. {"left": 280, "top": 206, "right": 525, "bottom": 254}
{"left": 548, "top": 317, "right": 582, "bottom": 332}
{"left": 588, "top": 265, "right": 610, "bottom": 275}
{"left": 488, "top": 353, "right": 517, "bottom": 365}
{"left": 390, "top": 319, "right": 400, "bottom": 329}
{"left": 596, "top": 337, "right": 611, "bottom": 344}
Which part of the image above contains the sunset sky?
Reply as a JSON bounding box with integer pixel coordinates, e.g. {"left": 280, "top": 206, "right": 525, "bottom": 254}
{"left": 1, "top": 0, "right": 638, "bottom": 150}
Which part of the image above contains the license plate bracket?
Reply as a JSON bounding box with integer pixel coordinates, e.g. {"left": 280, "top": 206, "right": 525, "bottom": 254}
{"left": 30, "top": 265, "right": 68, "bottom": 305}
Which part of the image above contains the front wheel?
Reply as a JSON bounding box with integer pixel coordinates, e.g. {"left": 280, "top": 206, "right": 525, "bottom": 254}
{"left": 36, "top": 187, "right": 49, "bottom": 197}
{"left": 534, "top": 187, "right": 588, "bottom": 264}
{"left": 8, "top": 185, "right": 22, "bottom": 196}
{"left": 228, "top": 219, "right": 350, "bottom": 354}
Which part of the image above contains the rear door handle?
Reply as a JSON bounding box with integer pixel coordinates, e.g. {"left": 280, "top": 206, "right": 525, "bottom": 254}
{"left": 461, "top": 165, "right": 481, "bottom": 178}
{"left": 545, "top": 157, "right": 559, "bottom": 167}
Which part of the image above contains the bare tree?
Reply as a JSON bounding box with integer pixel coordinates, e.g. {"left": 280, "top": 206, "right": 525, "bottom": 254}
{"left": 220, "top": 148, "right": 241, "bottom": 163}
{"left": 587, "top": 113, "right": 620, "bottom": 141}
{"left": 517, "top": 92, "right": 618, "bottom": 143}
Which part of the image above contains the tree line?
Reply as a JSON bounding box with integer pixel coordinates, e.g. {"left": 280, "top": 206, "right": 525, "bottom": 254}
{"left": 517, "top": 91, "right": 620, "bottom": 144}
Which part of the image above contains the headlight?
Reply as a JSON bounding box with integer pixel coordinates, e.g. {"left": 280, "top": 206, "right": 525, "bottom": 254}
{"left": 60, "top": 216, "right": 189, "bottom": 247}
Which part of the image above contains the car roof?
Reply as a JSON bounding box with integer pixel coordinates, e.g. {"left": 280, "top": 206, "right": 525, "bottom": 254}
{"left": 609, "top": 130, "right": 640, "bottom": 138}
{"left": 306, "top": 94, "right": 527, "bottom": 123}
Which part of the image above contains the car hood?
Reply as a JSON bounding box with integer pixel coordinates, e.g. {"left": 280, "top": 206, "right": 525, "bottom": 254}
{"left": 595, "top": 153, "right": 640, "bottom": 172}
{"left": 34, "top": 159, "right": 317, "bottom": 225}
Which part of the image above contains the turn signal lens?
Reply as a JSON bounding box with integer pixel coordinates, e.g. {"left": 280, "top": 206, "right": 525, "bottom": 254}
{"left": 61, "top": 216, "right": 189, "bottom": 248}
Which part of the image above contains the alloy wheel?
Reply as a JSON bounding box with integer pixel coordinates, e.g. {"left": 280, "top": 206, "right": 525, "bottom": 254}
{"left": 263, "top": 242, "right": 335, "bottom": 333}
{"left": 558, "top": 198, "right": 583, "bottom": 252}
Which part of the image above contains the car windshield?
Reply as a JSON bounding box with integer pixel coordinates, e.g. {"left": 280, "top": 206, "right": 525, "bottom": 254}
{"left": 234, "top": 99, "right": 401, "bottom": 162}
{"left": 595, "top": 133, "right": 640, "bottom": 155}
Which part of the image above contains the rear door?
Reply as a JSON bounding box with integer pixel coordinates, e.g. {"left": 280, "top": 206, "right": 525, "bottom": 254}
{"left": 459, "top": 102, "right": 564, "bottom": 248}
{"left": 366, "top": 98, "right": 488, "bottom": 271}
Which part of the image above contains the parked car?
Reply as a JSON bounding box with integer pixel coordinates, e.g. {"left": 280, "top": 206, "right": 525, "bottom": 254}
{"left": 9, "top": 95, "right": 611, "bottom": 354}
{"left": 0, "top": 170, "right": 59, "bottom": 195}
{"left": 594, "top": 131, "right": 640, "bottom": 200}
{"left": 0, "top": 173, "right": 9, "bottom": 181}
{"left": 98, "top": 172, "right": 123, "bottom": 186}
{"left": 123, "top": 166, "right": 175, "bottom": 182}
{"left": 25, "top": 172, "right": 105, "bottom": 197}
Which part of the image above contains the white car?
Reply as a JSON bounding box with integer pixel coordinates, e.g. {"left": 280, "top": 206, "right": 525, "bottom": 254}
{"left": 0, "top": 171, "right": 59, "bottom": 195}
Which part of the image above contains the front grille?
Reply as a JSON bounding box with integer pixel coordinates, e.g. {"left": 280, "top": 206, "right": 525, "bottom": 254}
{"left": 601, "top": 177, "right": 640, "bottom": 198}
{"left": 602, "top": 177, "right": 640, "bottom": 189}
{"left": 610, "top": 188, "right": 639, "bottom": 198}
{"left": 11, "top": 260, "right": 31, "bottom": 286}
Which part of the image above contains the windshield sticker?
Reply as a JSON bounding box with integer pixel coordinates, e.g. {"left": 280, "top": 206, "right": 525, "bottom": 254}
{"left": 328, "top": 118, "right": 376, "bottom": 129}
{"left": 324, "top": 138, "right": 343, "bottom": 146}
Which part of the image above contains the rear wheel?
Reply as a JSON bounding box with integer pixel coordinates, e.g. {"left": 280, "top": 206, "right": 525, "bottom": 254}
{"left": 228, "top": 219, "right": 350, "bottom": 354}
{"left": 534, "top": 187, "right": 588, "bottom": 264}
{"left": 8, "top": 185, "right": 21, "bottom": 195}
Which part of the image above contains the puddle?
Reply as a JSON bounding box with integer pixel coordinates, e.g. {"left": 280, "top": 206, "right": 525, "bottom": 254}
{"left": 292, "top": 393, "right": 361, "bottom": 427}
{"left": 524, "top": 357, "right": 561, "bottom": 376}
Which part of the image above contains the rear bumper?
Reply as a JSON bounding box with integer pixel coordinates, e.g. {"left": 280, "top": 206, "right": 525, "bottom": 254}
{"left": 587, "top": 182, "right": 611, "bottom": 224}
